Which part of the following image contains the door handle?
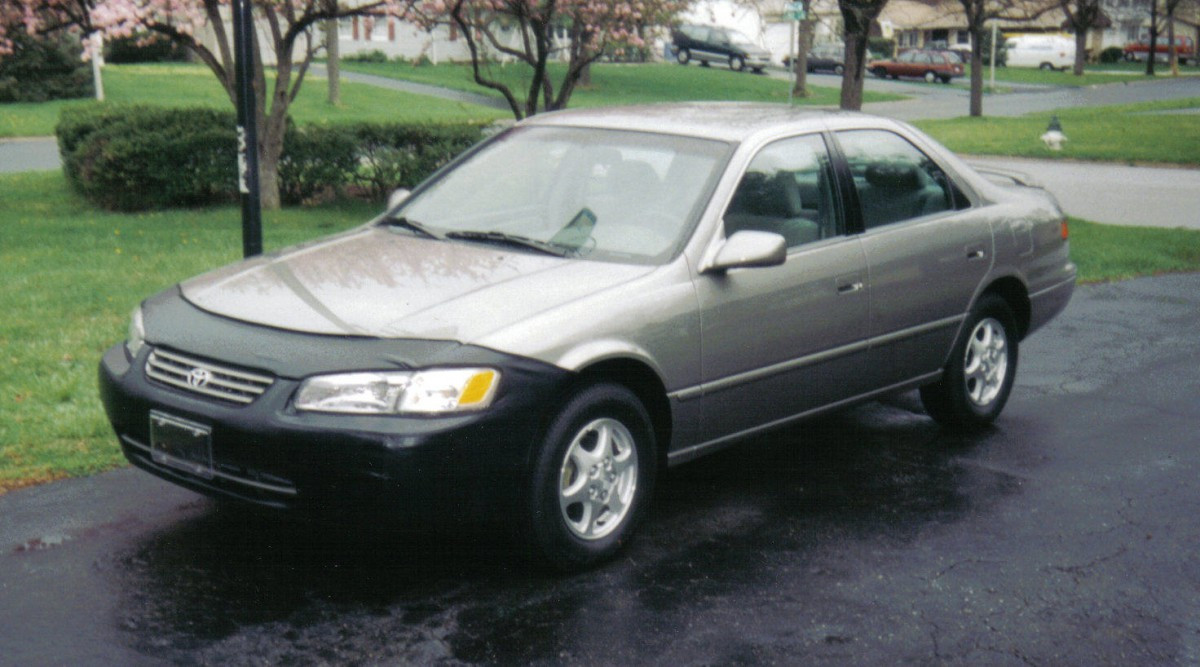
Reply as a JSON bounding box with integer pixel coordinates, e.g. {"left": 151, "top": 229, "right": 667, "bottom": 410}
{"left": 967, "top": 249, "right": 986, "bottom": 260}
{"left": 838, "top": 281, "right": 864, "bottom": 294}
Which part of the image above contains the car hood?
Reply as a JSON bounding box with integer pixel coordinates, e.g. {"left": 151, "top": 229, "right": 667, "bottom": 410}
{"left": 180, "top": 226, "right": 655, "bottom": 342}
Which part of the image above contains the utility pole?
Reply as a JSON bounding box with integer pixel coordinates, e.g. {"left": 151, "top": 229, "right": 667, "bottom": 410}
{"left": 232, "top": 0, "right": 263, "bottom": 258}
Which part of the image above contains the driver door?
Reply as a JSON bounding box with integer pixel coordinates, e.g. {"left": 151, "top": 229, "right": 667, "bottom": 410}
{"left": 694, "top": 133, "right": 871, "bottom": 439}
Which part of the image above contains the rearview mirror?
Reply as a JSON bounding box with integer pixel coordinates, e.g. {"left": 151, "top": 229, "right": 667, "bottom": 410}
{"left": 387, "top": 188, "right": 411, "bottom": 210}
{"left": 704, "top": 231, "right": 787, "bottom": 273}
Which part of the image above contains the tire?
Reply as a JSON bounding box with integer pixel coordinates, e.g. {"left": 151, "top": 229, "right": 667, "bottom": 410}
{"left": 1039, "top": 62, "right": 1054, "bottom": 71}
{"left": 529, "top": 382, "right": 656, "bottom": 571}
{"left": 920, "top": 294, "right": 1019, "bottom": 430}
{"left": 834, "top": 64, "right": 845, "bottom": 75}
{"left": 924, "top": 70, "right": 937, "bottom": 83}
{"left": 730, "top": 55, "right": 745, "bottom": 72}
{"left": 676, "top": 48, "right": 690, "bottom": 65}
{"left": 940, "top": 75, "right": 952, "bottom": 84}
{"left": 872, "top": 66, "right": 888, "bottom": 78}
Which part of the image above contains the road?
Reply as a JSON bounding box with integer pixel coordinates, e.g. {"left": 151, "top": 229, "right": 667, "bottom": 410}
{"left": 4, "top": 73, "right": 1198, "bottom": 228}
{"left": 3, "top": 273, "right": 1200, "bottom": 664}
{"left": 966, "top": 156, "right": 1200, "bottom": 228}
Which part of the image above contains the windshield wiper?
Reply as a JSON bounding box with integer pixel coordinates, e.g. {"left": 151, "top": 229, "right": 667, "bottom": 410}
{"left": 445, "top": 230, "right": 569, "bottom": 257}
{"left": 382, "top": 215, "right": 443, "bottom": 240}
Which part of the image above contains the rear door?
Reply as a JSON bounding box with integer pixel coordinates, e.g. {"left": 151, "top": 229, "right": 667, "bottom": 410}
{"left": 833, "top": 128, "right": 993, "bottom": 387}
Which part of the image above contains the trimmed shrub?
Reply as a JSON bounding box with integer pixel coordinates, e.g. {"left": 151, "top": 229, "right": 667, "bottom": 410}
{"left": 1099, "top": 46, "right": 1124, "bottom": 64}
{"left": 0, "top": 31, "right": 93, "bottom": 103}
{"left": 58, "top": 105, "right": 490, "bottom": 210}
{"left": 278, "top": 123, "right": 360, "bottom": 205}
{"left": 347, "top": 122, "right": 485, "bottom": 200}
{"left": 58, "top": 105, "right": 237, "bottom": 210}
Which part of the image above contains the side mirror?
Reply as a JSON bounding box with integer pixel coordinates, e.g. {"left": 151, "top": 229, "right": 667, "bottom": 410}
{"left": 704, "top": 230, "right": 787, "bottom": 273}
{"left": 387, "top": 188, "right": 411, "bottom": 211}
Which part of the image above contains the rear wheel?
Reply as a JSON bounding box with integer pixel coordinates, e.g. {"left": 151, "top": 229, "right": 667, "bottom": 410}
{"left": 921, "top": 294, "right": 1019, "bottom": 429}
{"left": 1039, "top": 62, "right": 1054, "bottom": 71}
{"left": 676, "top": 48, "right": 690, "bottom": 65}
{"left": 529, "top": 383, "right": 656, "bottom": 571}
{"left": 924, "top": 70, "right": 937, "bottom": 83}
{"left": 730, "top": 55, "right": 745, "bottom": 71}
{"left": 834, "top": 64, "right": 845, "bottom": 75}
{"left": 872, "top": 66, "right": 888, "bottom": 78}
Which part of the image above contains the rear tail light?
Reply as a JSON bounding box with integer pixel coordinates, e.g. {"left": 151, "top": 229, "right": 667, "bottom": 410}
{"left": 1060, "top": 218, "right": 1069, "bottom": 240}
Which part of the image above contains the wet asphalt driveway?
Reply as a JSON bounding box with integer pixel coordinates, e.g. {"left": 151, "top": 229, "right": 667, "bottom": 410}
{"left": 3, "top": 273, "right": 1199, "bottom": 665}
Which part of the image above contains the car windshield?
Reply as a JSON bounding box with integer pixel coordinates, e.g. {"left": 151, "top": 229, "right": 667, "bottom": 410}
{"left": 390, "top": 126, "right": 732, "bottom": 264}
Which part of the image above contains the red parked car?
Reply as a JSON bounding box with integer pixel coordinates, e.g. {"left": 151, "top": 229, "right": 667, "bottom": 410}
{"left": 1123, "top": 36, "right": 1195, "bottom": 65}
{"left": 870, "top": 49, "right": 964, "bottom": 84}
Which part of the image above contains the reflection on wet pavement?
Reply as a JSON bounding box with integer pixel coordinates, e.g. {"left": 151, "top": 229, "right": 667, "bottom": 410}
{"left": 115, "top": 396, "right": 1022, "bottom": 664}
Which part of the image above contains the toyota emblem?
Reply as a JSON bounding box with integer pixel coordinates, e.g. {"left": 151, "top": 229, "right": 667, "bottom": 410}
{"left": 187, "top": 367, "right": 212, "bottom": 389}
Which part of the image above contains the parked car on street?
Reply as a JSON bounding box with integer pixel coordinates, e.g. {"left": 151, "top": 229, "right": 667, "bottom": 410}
{"left": 1123, "top": 36, "right": 1195, "bottom": 64}
{"left": 672, "top": 24, "right": 772, "bottom": 73}
{"left": 100, "top": 103, "right": 1076, "bottom": 571}
{"left": 869, "top": 49, "right": 964, "bottom": 82}
{"left": 1005, "top": 34, "right": 1075, "bottom": 70}
{"left": 783, "top": 43, "right": 846, "bottom": 74}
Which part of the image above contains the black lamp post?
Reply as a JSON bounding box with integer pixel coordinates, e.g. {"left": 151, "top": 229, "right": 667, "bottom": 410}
{"left": 232, "top": 0, "right": 263, "bottom": 258}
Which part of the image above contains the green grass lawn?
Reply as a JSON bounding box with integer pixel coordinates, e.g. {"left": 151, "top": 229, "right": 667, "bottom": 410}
{"left": 0, "top": 171, "right": 375, "bottom": 492}
{"left": 972, "top": 61, "right": 1199, "bottom": 87}
{"left": 916, "top": 97, "right": 1200, "bottom": 165}
{"left": 2, "top": 170, "right": 1199, "bottom": 493}
{"left": 340, "top": 60, "right": 905, "bottom": 108}
{"left": 0, "top": 63, "right": 504, "bottom": 138}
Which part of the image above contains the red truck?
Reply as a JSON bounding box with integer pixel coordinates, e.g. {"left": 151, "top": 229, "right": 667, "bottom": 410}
{"left": 1123, "top": 36, "right": 1195, "bottom": 65}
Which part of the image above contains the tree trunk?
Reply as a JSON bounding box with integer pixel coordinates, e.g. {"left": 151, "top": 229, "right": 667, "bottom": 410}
{"left": 258, "top": 110, "right": 285, "bottom": 211}
{"left": 839, "top": 31, "right": 868, "bottom": 110}
{"left": 1168, "top": 14, "right": 1178, "bottom": 75}
{"left": 792, "top": 19, "right": 812, "bottom": 97}
{"left": 1146, "top": 0, "right": 1158, "bottom": 76}
{"left": 969, "top": 29, "right": 984, "bottom": 116}
{"left": 1073, "top": 27, "right": 1088, "bottom": 75}
{"left": 325, "top": 16, "right": 340, "bottom": 105}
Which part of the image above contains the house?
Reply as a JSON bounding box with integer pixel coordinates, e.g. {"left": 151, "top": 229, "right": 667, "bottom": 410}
{"left": 878, "top": 0, "right": 1199, "bottom": 60}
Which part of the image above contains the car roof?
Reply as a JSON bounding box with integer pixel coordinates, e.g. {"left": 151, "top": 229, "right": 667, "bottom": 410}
{"left": 520, "top": 103, "right": 873, "bottom": 144}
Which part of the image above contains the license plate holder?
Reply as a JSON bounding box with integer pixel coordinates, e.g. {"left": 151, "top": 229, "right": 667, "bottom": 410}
{"left": 149, "top": 411, "right": 214, "bottom": 479}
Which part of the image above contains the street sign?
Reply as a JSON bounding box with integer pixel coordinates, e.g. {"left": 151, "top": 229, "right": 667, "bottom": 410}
{"left": 784, "top": 1, "right": 806, "bottom": 20}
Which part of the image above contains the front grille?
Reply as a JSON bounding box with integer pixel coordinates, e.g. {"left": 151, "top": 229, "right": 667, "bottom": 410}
{"left": 145, "top": 348, "right": 274, "bottom": 405}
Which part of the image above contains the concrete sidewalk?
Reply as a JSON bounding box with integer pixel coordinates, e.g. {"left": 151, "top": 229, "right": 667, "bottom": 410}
{"left": 0, "top": 136, "right": 60, "bottom": 173}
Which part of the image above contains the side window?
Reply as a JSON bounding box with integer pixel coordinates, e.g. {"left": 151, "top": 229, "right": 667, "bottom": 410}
{"left": 836, "top": 129, "right": 968, "bottom": 230}
{"left": 723, "top": 134, "right": 839, "bottom": 249}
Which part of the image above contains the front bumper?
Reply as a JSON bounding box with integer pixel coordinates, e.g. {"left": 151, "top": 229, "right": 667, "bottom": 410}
{"left": 98, "top": 292, "right": 573, "bottom": 518}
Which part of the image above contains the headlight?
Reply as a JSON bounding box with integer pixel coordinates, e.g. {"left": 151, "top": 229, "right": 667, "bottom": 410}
{"left": 126, "top": 306, "right": 146, "bottom": 359}
{"left": 294, "top": 368, "right": 500, "bottom": 415}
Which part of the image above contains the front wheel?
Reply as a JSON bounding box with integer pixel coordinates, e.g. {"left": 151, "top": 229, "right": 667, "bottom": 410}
{"left": 920, "top": 294, "right": 1019, "bottom": 429}
{"left": 1039, "top": 62, "right": 1055, "bottom": 71}
{"left": 924, "top": 70, "right": 937, "bottom": 83}
{"left": 529, "top": 383, "right": 656, "bottom": 571}
{"left": 676, "top": 48, "right": 690, "bottom": 65}
{"left": 730, "top": 55, "right": 745, "bottom": 71}
{"left": 834, "top": 64, "right": 845, "bottom": 75}
{"left": 872, "top": 66, "right": 888, "bottom": 78}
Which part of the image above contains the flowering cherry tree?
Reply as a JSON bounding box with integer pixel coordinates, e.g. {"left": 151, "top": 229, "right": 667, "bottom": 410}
{"left": 411, "top": 0, "right": 689, "bottom": 119}
{"left": 3, "top": 0, "right": 408, "bottom": 209}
